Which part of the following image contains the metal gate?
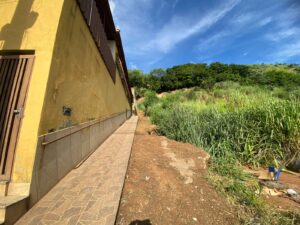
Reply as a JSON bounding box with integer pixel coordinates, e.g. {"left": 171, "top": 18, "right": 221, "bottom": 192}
{"left": 0, "top": 54, "right": 34, "bottom": 180}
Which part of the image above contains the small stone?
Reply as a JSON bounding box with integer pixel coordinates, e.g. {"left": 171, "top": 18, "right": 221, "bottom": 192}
{"left": 145, "top": 176, "right": 150, "bottom": 181}
{"left": 193, "top": 217, "right": 198, "bottom": 222}
{"left": 287, "top": 189, "right": 298, "bottom": 197}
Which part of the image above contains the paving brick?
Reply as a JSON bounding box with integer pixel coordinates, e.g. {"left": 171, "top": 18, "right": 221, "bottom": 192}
{"left": 16, "top": 116, "right": 138, "bottom": 225}
{"left": 43, "top": 213, "right": 61, "bottom": 221}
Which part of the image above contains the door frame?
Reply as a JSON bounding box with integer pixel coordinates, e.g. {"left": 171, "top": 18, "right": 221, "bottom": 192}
{"left": 0, "top": 54, "right": 35, "bottom": 181}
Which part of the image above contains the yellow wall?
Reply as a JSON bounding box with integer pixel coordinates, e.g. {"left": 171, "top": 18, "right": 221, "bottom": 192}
{"left": 39, "top": 0, "right": 130, "bottom": 134}
{"left": 0, "top": 0, "right": 64, "bottom": 182}
{"left": 0, "top": 0, "right": 130, "bottom": 183}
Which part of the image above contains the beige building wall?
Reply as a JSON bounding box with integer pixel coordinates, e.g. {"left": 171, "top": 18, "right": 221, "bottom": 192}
{"left": 0, "top": 0, "right": 65, "bottom": 182}
{"left": 0, "top": 0, "right": 131, "bottom": 184}
{"left": 39, "top": 0, "right": 130, "bottom": 134}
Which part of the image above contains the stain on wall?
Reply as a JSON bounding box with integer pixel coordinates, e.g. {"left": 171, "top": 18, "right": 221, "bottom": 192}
{"left": 39, "top": 0, "right": 130, "bottom": 134}
{"left": 0, "top": 0, "right": 130, "bottom": 183}
{"left": 0, "top": 0, "right": 64, "bottom": 182}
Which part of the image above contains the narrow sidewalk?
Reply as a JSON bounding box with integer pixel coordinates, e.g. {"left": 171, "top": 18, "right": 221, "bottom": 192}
{"left": 16, "top": 116, "right": 138, "bottom": 225}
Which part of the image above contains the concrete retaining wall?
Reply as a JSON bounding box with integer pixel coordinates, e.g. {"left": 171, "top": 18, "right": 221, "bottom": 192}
{"left": 28, "top": 111, "right": 131, "bottom": 206}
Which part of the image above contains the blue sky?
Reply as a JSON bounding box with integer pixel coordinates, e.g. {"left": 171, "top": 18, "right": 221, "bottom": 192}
{"left": 109, "top": 0, "right": 300, "bottom": 72}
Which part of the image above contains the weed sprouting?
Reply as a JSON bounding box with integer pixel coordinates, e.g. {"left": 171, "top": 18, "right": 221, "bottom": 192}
{"left": 139, "top": 82, "right": 300, "bottom": 224}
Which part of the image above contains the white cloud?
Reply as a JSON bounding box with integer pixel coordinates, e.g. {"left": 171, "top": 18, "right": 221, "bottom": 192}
{"left": 108, "top": 0, "right": 116, "bottom": 16}
{"left": 230, "top": 11, "right": 273, "bottom": 29}
{"left": 108, "top": 0, "right": 300, "bottom": 70}
{"left": 264, "top": 4, "right": 300, "bottom": 62}
{"left": 198, "top": 31, "right": 229, "bottom": 52}
{"left": 272, "top": 40, "right": 300, "bottom": 61}
{"left": 233, "top": 13, "right": 255, "bottom": 25}
{"left": 258, "top": 17, "right": 273, "bottom": 26}
{"left": 110, "top": 0, "right": 241, "bottom": 69}
{"left": 276, "top": 4, "right": 300, "bottom": 29}
{"left": 108, "top": 0, "right": 155, "bottom": 41}
{"left": 196, "top": 11, "right": 266, "bottom": 55}
{"left": 266, "top": 27, "right": 299, "bottom": 42}
{"left": 146, "top": 0, "right": 241, "bottom": 53}
{"left": 264, "top": 3, "right": 300, "bottom": 43}
{"left": 172, "top": 0, "right": 179, "bottom": 9}
{"left": 129, "top": 62, "right": 138, "bottom": 69}
{"left": 196, "top": 1, "right": 300, "bottom": 63}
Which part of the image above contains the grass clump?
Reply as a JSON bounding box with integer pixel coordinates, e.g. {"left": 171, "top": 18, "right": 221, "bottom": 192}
{"left": 138, "top": 90, "right": 159, "bottom": 115}
{"left": 139, "top": 82, "right": 300, "bottom": 224}
{"left": 149, "top": 100, "right": 300, "bottom": 167}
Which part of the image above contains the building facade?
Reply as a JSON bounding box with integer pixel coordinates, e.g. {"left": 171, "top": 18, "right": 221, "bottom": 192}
{"left": 0, "top": 0, "right": 132, "bottom": 223}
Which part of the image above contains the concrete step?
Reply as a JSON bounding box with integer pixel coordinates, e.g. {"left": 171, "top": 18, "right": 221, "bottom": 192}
{"left": 0, "top": 195, "right": 28, "bottom": 225}
{"left": 7, "top": 183, "right": 30, "bottom": 196}
{"left": 0, "top": 182, "right": 9, "bottom": 197}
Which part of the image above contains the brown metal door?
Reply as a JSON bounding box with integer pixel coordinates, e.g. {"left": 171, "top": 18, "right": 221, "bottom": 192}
{"left": 0, "top": 54, "right": 34, "bottom": 181}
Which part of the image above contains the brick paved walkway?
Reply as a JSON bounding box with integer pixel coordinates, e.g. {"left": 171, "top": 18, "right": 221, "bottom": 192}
{"left": 16, "top": 116, "right": 138, "bottom": 225}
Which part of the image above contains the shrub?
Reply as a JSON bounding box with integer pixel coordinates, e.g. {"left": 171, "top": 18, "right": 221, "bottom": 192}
{"left": 147, "top": 86, "right": 300, "bottom": 166}
{"left": 143, "top": 85, "right": 300, "bottom": 224}
{"left": 135, "top": 87, "right": 149, "bottom": 99}
{"left": 140, "top": 90, "right": 159, "bottom": 116}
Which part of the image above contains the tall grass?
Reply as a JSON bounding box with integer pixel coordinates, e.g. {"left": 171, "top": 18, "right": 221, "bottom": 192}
{"left": 139, "top": 83, "right": 300, "bottom": 224}
{"left": 145, "top": 83, "right": 300, "bottom": 166}
{"left": 150, "top": 102, "right": 300, "bottom": 166}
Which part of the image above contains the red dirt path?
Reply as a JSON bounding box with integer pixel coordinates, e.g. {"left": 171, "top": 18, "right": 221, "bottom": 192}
{"left": 116, "top": 114, "right": 239, "bottom": 225}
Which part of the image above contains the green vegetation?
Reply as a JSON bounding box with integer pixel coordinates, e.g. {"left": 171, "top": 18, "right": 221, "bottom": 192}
{"left": 137, "top": 80, "right": 300, "bottom": 224}
{"left": 130, "top": 63, "right": 300, "bottom": 95}
{"left": 147, "top": 85, "right": 300, "bottom": 166}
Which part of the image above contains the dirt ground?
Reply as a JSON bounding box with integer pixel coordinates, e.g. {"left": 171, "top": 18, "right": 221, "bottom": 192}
{"left": 116, "top": 114, "right": 239, "bottom": 225}
{"left": 264, "top": 172, "right": 300, "bottom": 213}
{"left": 244, "top": 167, "right": 300, "bottom": 213}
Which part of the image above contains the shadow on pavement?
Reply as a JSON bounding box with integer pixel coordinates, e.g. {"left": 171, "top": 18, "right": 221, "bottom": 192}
{"left": 129, "top": 219, "right": 152, "bottom": 225}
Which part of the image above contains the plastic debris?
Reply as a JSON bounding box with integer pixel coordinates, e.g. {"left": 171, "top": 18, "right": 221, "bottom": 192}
{"left": 262, "top": 187, "right": 283, "bottom": 196}
{"left": 258, "top": 171, "right": 273, "bottom": 181}
{"left": 287, "top": 189, "right": 298, "bottom": 197}
{"left": 259, "top": 180, "right": 289, "bottom": 190}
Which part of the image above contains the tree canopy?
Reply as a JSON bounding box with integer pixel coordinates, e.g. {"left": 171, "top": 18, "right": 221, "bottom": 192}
{"left": 128, "top": 63, "right": 300, "bottom": 94}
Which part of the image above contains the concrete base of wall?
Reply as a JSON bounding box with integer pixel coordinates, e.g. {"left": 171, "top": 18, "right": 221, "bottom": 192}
{"left": 28, "top": 111, "right": 131, "bottom": 207}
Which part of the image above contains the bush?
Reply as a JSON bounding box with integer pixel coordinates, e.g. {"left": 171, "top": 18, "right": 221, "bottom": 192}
{"left": 147, "top": 86, "right": 300, "bottom": 166}
{"left": 140, "top": 90, "right": 159, "bottom": 116}
{"left": 135, "top": 87, "right": 149, "bottom": 99}
{"left": 142, "top": 85, "right": 300, "bottom": 224}
{"left": 129, "top": 63, "right": 300, "bottom": 94}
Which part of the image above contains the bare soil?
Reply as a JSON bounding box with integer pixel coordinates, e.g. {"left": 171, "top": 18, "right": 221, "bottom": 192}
{"left": 116, "top": 113, "right": 239, "bottom": 225}
{"left": 245, "top": 167, "right": 300, "bottom": 213}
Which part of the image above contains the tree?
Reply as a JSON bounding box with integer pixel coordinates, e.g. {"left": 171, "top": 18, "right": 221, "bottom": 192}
{"left": 228, "top": 64, "right": 250, "bottom": 77}
{"left": 145, "top": 75, "right": 161, "bottom": 92}
{"left": 129, "top": 62, "right": 299, "bottom": 93}
{"left": 160, "top": 74, "right": 178, "bottom": 92}
{"left": 215, "top": 73, "right": 241, "bottom": 82}
{"left": 149, "top": 68, "right": 166, "bottom": 78}
{"left": 209, "top": 62, "right": 229, "bottom": 74}
{"left": 128, "top": 70, "right": 146, "bottom": 88}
